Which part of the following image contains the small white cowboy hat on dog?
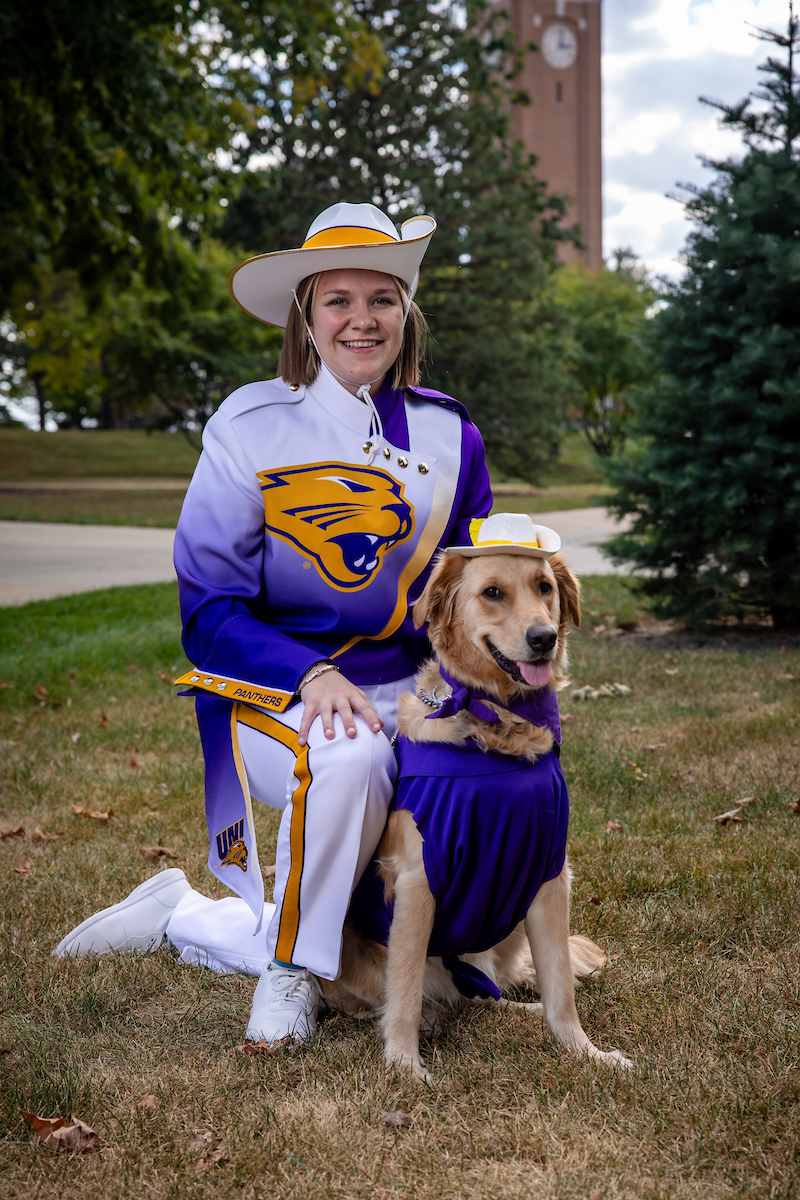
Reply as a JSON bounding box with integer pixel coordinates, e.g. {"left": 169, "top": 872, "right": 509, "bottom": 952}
{"left": 451, "top": 512, "right": 562, "bottom": 559}
{"left": 229, "top": 202, "right": 437, "bottom": 328}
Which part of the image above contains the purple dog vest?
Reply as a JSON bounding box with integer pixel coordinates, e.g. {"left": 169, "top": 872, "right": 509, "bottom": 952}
{"left": 347, "top": 718, "right": 569, "bottom": 1000}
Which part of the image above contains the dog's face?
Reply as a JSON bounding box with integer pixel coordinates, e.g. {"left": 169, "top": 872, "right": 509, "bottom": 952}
{"left": 413, "top": 550, "right": 580, "bottom": 696}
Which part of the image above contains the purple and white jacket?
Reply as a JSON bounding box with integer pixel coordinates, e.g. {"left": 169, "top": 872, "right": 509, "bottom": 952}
{"left": 173, "top": 365, "right": 492, "bottom": 922}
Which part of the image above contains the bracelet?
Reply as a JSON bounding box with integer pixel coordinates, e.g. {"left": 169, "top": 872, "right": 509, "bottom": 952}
{"left": 299, "top": 662, "right": 340, "bottom": 691}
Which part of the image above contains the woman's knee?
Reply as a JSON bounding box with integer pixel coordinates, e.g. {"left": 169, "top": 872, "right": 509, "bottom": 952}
{"left": 308, "top": 714, "right": 396, "bottom": 790}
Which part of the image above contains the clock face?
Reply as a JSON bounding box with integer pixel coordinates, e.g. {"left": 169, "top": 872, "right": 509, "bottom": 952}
{"left": 541, "top": 23, "right": 578, "bottom": 70}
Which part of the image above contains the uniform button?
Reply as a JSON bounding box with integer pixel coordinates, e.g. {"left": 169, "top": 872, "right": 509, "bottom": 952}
{"left": 289, "top": 384, "right": 299, "bottom": 392}
{"left": 418, "top": 463, "right": 429, "bottom": 474}
{"left": 383, "top": 446, "right": 391, "bottom": 459}
{"left": 397, "top": 456, "right": 408, "bottom": 468}
{"left": 363, "top": 441, "right": 373, "bottom": 454}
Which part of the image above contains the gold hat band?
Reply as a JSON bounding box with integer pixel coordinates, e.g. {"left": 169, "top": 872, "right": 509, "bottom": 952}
{"left": 301, "top": 226, "right": 398, "bottom": 250}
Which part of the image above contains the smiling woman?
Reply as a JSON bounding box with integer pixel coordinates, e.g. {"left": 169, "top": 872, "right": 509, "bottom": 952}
{"left": 53, "top": 200, "right": 496, "bottom": 1051}
{"left": 279, "top": 269, "right": 428, "bottom": 393}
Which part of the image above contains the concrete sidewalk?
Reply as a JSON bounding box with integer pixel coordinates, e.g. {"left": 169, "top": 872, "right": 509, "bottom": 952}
{"left": 0, "top": 522, "right": 177, "bottom": 606}
{"left": 0, "top": 508, "right": 633, "bottom": 606}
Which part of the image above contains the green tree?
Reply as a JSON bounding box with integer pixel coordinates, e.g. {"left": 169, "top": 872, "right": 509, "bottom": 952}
{"left": 219, "top": 0, "right": 577, "bottom": 480}
{"left": 97, "top": 240, "right": 282, "bottom": 441}
{"left": 604, "top": 9, "right": 800, "bottom": 629}
{"left": 0, "top": 1, "right": 383, "bottom": 308}
{"left": 0, "top": 269, "right": 103, "bottom": 430}
{"left": 554, "top": 251, "right": 657, "bottom": 457}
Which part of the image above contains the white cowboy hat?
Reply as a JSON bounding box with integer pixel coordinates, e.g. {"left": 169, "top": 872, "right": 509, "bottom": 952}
{"left": 449, "top": 512, "right": 562, "bottom": 559}
{"left": 229, "top": 202, "right": 437, "bottom": 328}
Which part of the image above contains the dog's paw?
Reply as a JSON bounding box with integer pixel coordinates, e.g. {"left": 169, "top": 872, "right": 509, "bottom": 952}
{"left": 592, "top": 1047, "right": 633, "bottom": 1071}
{"left": 385, "top": 1048, "right": 433, "bottom": 1084}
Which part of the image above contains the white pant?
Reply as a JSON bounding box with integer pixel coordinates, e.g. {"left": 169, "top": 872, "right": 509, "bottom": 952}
{"left": 167, "top": 675, "right": 413, "bottom": 980}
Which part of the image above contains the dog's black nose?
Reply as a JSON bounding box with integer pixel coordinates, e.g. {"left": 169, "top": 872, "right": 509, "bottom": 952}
{"left": 525, "top": 625, "right": 557, "bottom": 654}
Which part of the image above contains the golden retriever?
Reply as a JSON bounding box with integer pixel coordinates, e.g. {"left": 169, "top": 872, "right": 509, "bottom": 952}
{"left": 319, "top": 548, "right": 631, "bottom": 1080}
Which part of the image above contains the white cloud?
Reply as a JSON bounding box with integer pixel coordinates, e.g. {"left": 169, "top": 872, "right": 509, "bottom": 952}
{"left": 602, "top": 0, "right": 792, "bottom": 277}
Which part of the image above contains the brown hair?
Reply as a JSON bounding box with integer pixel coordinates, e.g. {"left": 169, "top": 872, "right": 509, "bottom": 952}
{"left": 277, "top": 272, "right": 428, "bottom": 389}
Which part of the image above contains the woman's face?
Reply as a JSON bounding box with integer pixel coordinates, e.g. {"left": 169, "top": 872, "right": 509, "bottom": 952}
{"left": 309, "top": 268, "right": 404, "bottom": 395}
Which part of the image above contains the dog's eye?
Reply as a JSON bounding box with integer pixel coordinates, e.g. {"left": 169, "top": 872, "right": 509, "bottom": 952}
{"left": 483, "top": 586, "right": 503, "bottom": 600}
{"left": 539, "top": 581, "right": 553, "bottom": 595}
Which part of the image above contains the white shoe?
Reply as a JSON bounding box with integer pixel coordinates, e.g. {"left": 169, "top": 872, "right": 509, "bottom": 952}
{"left": 52, "top": 868, "right": 192, "bottom": 957}
{"left": 246, "top": 965, "right": 320, "bottom": 1044}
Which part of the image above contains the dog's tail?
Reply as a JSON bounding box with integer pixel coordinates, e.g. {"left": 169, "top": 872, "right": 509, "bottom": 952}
{"left": 566, "top": 935, "right": 607, "bottom": 985}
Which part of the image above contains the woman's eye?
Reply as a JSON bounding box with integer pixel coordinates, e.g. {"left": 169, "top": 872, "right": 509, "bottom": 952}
{"left": 483, "top": 586, "right": 502, "bottom": 600}
{"left": 540, "top": 581, "right": 553, "bottom": 595}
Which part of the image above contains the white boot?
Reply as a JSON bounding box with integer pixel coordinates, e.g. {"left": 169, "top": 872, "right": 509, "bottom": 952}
{"left": 52, "top": 868, "right": 192, "bottom": 957}
{"left": 246, "top": 964, "right": 320, "bottom": 1044}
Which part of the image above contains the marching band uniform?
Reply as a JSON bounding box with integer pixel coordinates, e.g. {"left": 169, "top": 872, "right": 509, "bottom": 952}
{"left": 169, "top": 361, "right": 491, "bottom": 981}
{"left": 54, "top": 201, "right": 493, "bottom": 1044}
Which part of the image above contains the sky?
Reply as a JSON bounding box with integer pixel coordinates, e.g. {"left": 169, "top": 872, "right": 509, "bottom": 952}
{"left": 602, "top": 0, "right": 791, "bottom": 278}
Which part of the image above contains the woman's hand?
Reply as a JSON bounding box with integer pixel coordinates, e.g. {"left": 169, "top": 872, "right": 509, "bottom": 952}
{"left": 297, "top": 669, "right": 384, "bottom": 747}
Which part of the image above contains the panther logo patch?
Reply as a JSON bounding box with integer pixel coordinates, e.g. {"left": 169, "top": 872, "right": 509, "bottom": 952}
{"left": 258, "top": 462, "right": 415, "bottom": 591}
{"left": 217, "top": 820, "right": 248, "bottom": 872}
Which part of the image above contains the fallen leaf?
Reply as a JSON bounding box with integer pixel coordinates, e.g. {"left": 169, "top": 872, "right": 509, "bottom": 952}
{"left": 776, "top": 673, "right": 797, "bottom": 680}
{"left": 589, "top": 897, "right": 602, "bottom": 906}
{"left": 789, "top": 798, "right": 800, "bottom": 815}
{"left": 381, "top": 1110, "right": 412, "bottom": 1128}
{"left": 713, "top": 807, "right": 744, "bottom": 825}
{"left": 135, "top": 1095, "right": 157, "bottom": 1114}
{"left": 606, "top": 819, "right": 623, "bottom": 833}
{"left": 99, "top": 711, "right": 109, "bottom": 729}
{"left": 139, "top": 845, "right": 179, "bottom": 861}
{"left": 630, "top": 725, "right": 643, "bottom": 732}
{"left": 590, "top": 1190, "right": 606, "bottom": 1200}
{"left": 264, "top": 864, "right": 276, "bottom": 879}
{"left": 12, "top": 715, "right": 23, "bottom": 725}
{"left": 188, "top": 1129, "right": 221, "bottom": 1150}
{"left": 739, "top": 796, "right": 758, "bottom": 806}
{"left": 1, "top": 826, "right": 25, "bottom": 839}
{"left": 561, "top": 712, "right": 577, "bottom": 723}
{"left": 0, "top": 679, "right": 9, "bottom": 689}
{"left": 23, "top": 1111, "right": 100, "bottom": 1153}
{"left": 14, "top": 859, "right": 31, "bottom": 878}
{"left": 155, "top": 669, "right": 172, "bottom": 682}
{"left": 664, "top": 668, "right": 679, "bottom": 676}
{"left": 129, "top": 757, "right": 139, "bottom": 769}
{"left": 645, "top": 743, "right": 667, "bottom": 752}
{"left": 128, "top": 664, "right": 140, "bottom": 674}
{"left": 750, "top": 965, "right": 766, "bottom": 973}
{"left": 0, "top": 1046, "right": 11, "bottom": 1055}
{"left": 231, "top": 1035, "right": 293, "bottom": 1058}
{"left": 70, "top": 732, "right": 81, "bottom": 745}
{"left": 33, "top": 683, "right": 49, "bottom": 699}
{"left": 189, "top": 1129, "right": 227, "bottom": 1170}
{"left": 31, "top": 828, "right": 61, "bottom": 842}
{"left": 158, "top": 782, "right": 171, "bottom": 797}
{"left": 71, "top": 804, "right": 113, "bottom": 822}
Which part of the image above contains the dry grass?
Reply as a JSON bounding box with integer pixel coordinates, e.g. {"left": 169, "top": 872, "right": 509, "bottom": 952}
{"left": 1, "top": 580, "right": 799, "bottom": 1199}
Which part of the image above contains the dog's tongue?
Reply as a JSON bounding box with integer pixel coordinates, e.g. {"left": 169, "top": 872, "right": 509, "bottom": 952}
{"left": 517, "top": 660, "right": 552, "bottom": 688}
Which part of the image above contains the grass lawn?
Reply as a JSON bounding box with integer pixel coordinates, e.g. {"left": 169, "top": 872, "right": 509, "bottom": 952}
{"left": 1, "top": 581, "right": 798, "bottom": 1196}
{"left": 0, "top": 429, "right": 609, "bottom": 525}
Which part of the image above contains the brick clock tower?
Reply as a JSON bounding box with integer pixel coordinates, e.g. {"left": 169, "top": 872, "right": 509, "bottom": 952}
{"left": 506, "top": 0, "right": 603, "bottom": 269}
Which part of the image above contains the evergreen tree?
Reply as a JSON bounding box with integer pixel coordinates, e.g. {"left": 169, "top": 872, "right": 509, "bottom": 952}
{"left": 604, "top": 9, "right": 800, "bottom": 629}
{"left": 219, "top": 0, "right": 576, "bottom": 480}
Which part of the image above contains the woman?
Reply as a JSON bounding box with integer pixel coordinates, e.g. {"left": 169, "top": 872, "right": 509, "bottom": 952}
{"left": 54, "top": 201, "right": 492, "bottom": 1045}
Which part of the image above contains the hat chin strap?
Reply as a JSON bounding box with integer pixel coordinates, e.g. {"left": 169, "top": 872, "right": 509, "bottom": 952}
{"left": 292, "top": 288, "right": 389, "bottom": 464}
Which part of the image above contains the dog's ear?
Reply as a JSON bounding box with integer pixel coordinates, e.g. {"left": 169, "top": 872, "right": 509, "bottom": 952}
{"left": 549, "top": 552, "right": 581, "bottom": 629}
{"left": 412, "top": 552, "right": 466, "bottom": 631}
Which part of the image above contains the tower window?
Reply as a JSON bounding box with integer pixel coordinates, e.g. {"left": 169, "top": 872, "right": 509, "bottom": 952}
{"left": 556, "top": 81, "right": 563, "bottom": 106}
